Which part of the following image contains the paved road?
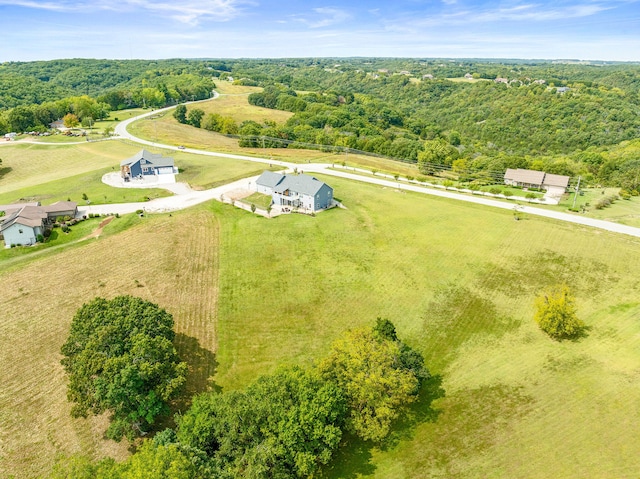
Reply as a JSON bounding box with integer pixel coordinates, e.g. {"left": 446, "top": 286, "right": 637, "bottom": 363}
{"left": 101, "top": 96, "right": 640, "bottom": 239}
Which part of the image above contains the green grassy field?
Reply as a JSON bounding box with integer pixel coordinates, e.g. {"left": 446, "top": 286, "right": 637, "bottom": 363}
{"left": 2, "top": 175, "right": 640, "bottom": 478}
{"left": 3, "top": 92, "right": 640, "bottom": 478}
{"left": 212, "top": 176, "right": 640, "bottom": 478}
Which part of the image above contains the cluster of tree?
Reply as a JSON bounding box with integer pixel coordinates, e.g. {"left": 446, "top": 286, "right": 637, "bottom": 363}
{"left": 60, "top": 296, "right": 187, "bottom": 441}
{"left": 0, "top": 58, "right": 217, "bottom": 107}
{"left": 0, "top": 94, "right": 110, "bottom": 133}
{"left": 56, "top": 317, "right": 429, "bottom": 478}
{"left": 174, "top": 104, "right": 240, "bottom": 135}
{"left": 0, "top": 59, "right": 216, "bottom": 134}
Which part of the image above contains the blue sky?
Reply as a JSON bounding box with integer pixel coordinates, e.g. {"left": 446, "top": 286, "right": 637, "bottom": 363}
{"left": 1, "top": 0, "right": 639, "bottom": 61}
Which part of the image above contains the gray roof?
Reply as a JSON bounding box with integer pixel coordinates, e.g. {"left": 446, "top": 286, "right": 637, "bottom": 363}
{"left": 41, "top": 201, "right": 78, "bottom": 214}
{"left": 256, "top": 171, "right": 285, "bottom": 189}
{"left": 542, "top": 173, "right": 570, "bottom": 188}
{"left": 0, "top": 205, "right": 47, "bottom": 232}
{"left": 273, "top": 174, "right": 331, "bottom": 196}
{"left": 120, "top": 149, "right": 174, "bottom": 168}
{"left": 505, "top": 168, "right": 545, "bottom": 185}
{"left": 0, "top": 202, "right": 40, "bottom": 215}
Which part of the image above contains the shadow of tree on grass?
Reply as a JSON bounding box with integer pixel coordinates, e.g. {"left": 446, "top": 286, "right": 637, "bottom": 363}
{"left": 151, "top": 333, "right": 219, "bottom": 436}
{"left": 381, "top": 374, "right": 446, "bottom": 449}
{"left": 322, "top": 374, "right": 445, "bottom": 478}
{"left": 174, "top": 333, "right": 220, "bottom": 409}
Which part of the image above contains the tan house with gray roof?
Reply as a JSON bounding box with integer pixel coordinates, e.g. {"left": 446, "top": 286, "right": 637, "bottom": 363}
{"left": 504, "top": 169, "right": 570, "bottom": 195}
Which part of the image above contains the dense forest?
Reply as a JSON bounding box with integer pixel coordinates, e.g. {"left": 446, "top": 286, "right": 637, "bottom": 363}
{"left": 1, "top": 57, "right": 639, "bottom": 189}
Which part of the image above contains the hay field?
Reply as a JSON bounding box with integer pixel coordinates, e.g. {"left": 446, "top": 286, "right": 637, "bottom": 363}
{"left": 0, "top": 207, "right": 219, "bottom": 478}
{"left": 2, "top": 163, "right": 640, "bottom": 478}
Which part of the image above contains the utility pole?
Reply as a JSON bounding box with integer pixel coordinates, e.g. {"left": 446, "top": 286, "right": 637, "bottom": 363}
{"left": 572, "top": 176, "right": 581, "bottom": 209}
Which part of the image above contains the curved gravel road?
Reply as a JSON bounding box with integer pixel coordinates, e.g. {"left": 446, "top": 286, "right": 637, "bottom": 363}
{"left": 96, "top": 95, "right": 640, "bottom": 239}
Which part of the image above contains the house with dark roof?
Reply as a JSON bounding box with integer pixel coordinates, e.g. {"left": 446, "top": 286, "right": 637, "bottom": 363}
{"left": 120, "top": 149, "right": 177, "bottom": 182}
{"left": 0, "top": 201, "right": 77, "bottom": 247}
{"left": 255, "top": 171, "right": 334, "bottom": 212}
{"left": 504, "top": 168, "right": 570, "bottom": 195}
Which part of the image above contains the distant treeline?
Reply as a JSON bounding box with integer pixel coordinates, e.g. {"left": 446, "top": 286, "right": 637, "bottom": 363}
{"left": 1, "top": 57, "right": 639, "bottom": 189}
{"left": 0, "top": 59, "right": 216, "bottom": 132}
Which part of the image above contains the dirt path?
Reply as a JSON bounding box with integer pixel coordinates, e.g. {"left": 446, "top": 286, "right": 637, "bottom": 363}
{"left": 79, "top": 216, "right": 114, "bottom": 241}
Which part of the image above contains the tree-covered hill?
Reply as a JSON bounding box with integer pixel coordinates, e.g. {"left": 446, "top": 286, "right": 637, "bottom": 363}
{"left": 1, "top": 57, "right": 639, "bottom": 188}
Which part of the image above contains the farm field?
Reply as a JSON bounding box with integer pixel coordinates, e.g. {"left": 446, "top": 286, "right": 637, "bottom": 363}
{"left": 3, "top": 172, "right": 639, "bottom": 477}
{"left": 213, "top": 177, "right": 640, "bottom": 478}
{"left": 0, "top": 207, "right": 219, "bottom": 478}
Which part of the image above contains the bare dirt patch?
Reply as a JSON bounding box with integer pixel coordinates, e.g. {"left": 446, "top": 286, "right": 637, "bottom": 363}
{"left": 79, "top": 215, "right": 114, "bottom": 241}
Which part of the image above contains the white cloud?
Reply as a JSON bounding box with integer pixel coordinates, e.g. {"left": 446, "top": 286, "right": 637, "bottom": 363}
{"left": 389, "top": 1, "right": 616, "bottom": 28}
{"left": 0, "top": 0, "right": 66, "bottom": 11}
{"left": 0, "top": 0, "right": 252, "bottom": 23}
{"left": 293, "top": 7, "right": 351, "bottom": 28}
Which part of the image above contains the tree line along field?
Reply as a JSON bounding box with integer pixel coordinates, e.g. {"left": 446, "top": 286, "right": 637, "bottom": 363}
{"left": 0, "top": 87, "right": 639, "bottom": 477}
{"left": 3, "top": 58, "right": 640, "bottom": 193}
{"left": 2, "top": 170, "right": 640, "bottom": 477}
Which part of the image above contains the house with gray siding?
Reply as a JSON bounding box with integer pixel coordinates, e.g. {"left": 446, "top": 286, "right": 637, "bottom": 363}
{"left": 255, "top": 171, "right": 334, "bottom": 212}
{"left": 120, "top": 149, "right": 177, "bottom": 182}
{"left": 0, "top": 201, "right": 78, "bottom": 247}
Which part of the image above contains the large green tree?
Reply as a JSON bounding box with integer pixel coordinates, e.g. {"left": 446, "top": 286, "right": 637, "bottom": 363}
{"left": 60, "top": 296, "right": 187, "bottom": 440}
{"left": 417, "top": 138, "right": 459, "bottom": 174}
{"left": 177, "top": 366, "right": 346, "bottom": 478}
{"left": 318, "top": 321, "right": 429, "bottom": 442}
{"left": 173, "top": 104, "right": 187, "bottom": 124}
{"left": 187, "top": 108, "right": 204, "bottom": 128}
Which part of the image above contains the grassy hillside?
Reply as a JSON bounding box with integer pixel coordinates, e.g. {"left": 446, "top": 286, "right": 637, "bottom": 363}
{"left": 1, "top": 133, "right": 640, "bottom": 477}
{"left": 0, "top": 208, "right": 219, "bottom": 478}
{"left": 213, "top": 176, "right": 640, "bottom": 478}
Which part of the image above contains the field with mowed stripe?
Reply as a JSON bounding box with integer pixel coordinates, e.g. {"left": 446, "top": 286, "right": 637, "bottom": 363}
{"left": 2, "top": 166, "right": 640, "bottom": 477}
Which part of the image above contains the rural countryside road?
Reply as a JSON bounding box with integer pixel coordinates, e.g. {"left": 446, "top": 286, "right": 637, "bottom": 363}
{"left": 75, "top": 96, "right": 640, "bottom": 239}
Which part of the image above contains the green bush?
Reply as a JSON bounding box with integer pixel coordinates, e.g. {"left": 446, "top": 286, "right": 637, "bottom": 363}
{"left": 534, "top": 285, "right": 585, "bottom": 340}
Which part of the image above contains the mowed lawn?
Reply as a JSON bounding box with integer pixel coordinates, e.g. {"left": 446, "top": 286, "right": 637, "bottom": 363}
{"left": 2, "top": 176, "right": 640, "bottom": 478}
{"left": 0, "top": 141, "right": 173, "bottom": 205}
{"left": 0, "top": 141, "right": 140, "bottom": 195}
{"left": 0, "top": 140, "right": 275, "bottom": 204}
{"left": 213, "top": 176, "right": 640, "bottom": 478}
{"left": 0, "top": 207, "right": 219, "bottom": 479}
